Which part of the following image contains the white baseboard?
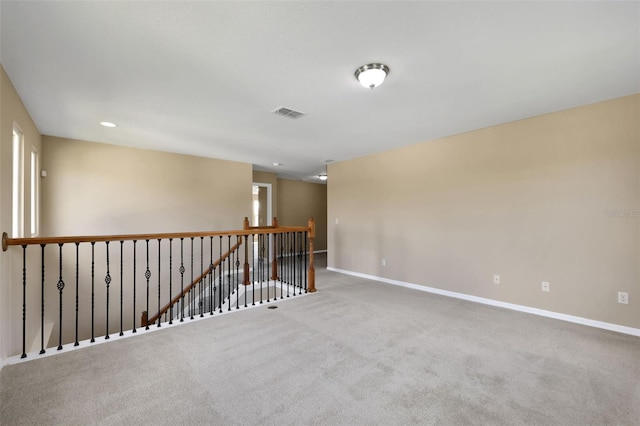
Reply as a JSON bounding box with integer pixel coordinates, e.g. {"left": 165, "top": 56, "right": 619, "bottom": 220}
{"left": 327, "top": 267, "right": 640, "bottom": 337}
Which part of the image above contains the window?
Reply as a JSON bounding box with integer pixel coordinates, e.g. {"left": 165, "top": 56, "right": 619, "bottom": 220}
{"left": 12, "top": 125, "right": 24, "bottom": 238}
{"left": 30, "top": 147, "right": 39, "bottom": 236}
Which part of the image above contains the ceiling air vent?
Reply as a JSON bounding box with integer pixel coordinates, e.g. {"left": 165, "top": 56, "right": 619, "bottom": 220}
{"left": 271, "top": 106, "right": 306, "bottom": 119}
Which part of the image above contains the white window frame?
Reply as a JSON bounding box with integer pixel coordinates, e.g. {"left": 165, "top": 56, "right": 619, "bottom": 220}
{"left": 30, "top": 146, "right": 40, "bottom": 237}
{"left": 12, "top": 124, "right": 24, "bottom": 238}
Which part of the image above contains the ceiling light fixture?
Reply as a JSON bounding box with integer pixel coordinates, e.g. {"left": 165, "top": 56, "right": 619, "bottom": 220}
{"left": 355, "top": 63, "right": 389, "bottom": 89}
{"left": 318, "top": 162, "right": 328, "bottom": 181}
{"left": 100, "top": 121, "right": 117, "bottom": 128}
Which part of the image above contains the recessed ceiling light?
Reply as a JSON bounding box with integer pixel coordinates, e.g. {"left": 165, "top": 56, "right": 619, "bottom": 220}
{"left": 273, "top": 162, "right": 283, "bottom": 166}
{"left": 100, "top": 121, "right": 117, "bottom": 128}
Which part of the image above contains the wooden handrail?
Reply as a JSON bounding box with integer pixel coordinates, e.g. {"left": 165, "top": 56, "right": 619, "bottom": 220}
{"left": 143, "top": 237, "right": 243, "bottom": 326}
{"left": 2, "top": 226, "right": 308, "bottom": 251}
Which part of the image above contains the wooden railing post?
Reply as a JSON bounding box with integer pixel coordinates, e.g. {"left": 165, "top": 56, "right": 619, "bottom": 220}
{"left": 141, "top": 311, "right": 148, "bottom": 328}
{"left": 271, "top": 217, "right": 279, "bottom": 281}
{"left": 308, "top": 217, "right": 316, "bottom": 293}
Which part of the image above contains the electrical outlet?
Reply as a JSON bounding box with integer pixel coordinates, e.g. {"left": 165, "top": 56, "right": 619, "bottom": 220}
{"left": 381, "top": 259, "right": 386, "bottom": 267}
{"left": 618, "top": 292, "right": 629, "bottom": 304}
{"left": 542, "top": 281, "right": 550, "bottom": 292}
{"left": 493, "top": 274, "right": 500, "bottom": 284}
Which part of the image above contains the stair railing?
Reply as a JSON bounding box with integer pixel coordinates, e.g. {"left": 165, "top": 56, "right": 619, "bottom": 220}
{"left": 141, "top": 236, "right": 242, "bottom": 327}
{"left": 1, "top": 217, "right": 315, "bottom": 359}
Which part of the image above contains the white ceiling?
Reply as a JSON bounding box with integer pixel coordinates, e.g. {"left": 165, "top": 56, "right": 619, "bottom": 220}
{"left": 1, "top": 1, "right": 638, "bottom": 181}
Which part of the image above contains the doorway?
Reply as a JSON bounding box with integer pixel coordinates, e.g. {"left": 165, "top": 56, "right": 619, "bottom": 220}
{"left": 252, "top": 182, "right": 272, "bottom": 227}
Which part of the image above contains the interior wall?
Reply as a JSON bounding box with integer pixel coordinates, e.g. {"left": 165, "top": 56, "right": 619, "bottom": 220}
{"left": 14, "top": 136, "right": 254, "bottom": 355}
{"left": 277, "top": 178, "right": 327, "bottom": 251}
{"left": 42, "top": 136, "right": 252, "bottom": 236}
{"left": 328, "top": 94, "right": 640, "bottom": 329}
{"left": 0, "top": 65, "right": 42, "bottom": 366}
{"left": 258, "top": 187, "right": 268, "bottom": 226}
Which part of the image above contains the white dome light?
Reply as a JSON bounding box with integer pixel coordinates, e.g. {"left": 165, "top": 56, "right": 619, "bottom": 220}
{"left": 355, "top": 63, "right": 390, "bottom": 89}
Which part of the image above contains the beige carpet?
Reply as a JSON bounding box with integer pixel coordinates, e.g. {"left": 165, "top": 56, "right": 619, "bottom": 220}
{"left": 2, "top": 255, "right": 639, "bottom": 425}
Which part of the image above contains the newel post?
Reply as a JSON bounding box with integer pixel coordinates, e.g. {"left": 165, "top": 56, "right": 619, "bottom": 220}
{"left": 141, "top": 311, "right": 148, "bottom": 328}
{"left": 271, "top": 217, "right": 279, "bottom": 281}
{"left": 308, "top": 217, "right": 316, "bottom": 293}
{"left": 243, "top": 217, "right": 250, "bottom": 285}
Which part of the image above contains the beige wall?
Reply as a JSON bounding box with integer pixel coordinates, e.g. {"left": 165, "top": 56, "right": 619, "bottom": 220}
{"left": 0, "top": 65, "right": 42, "bottom": 365}
{"left": 277, "top": 178, "right": 327, "bottom": 251}
{"left": 42, "top": 136, "right": 252, "bottom": 235}
{"left": 6, "top": 136, "right": 254, "bottom": 355}
{"left": 258, "top": 187, "right": 268, "bottom": 226}
{"left": 329, "top": 95, "right": 640, "bottom": 329}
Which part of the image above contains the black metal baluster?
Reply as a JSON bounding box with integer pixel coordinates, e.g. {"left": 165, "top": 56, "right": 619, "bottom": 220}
{"left": 285, "top": 232, "right": 289, "bottom": 290}
{"left": 298, "top": 232, "right": 302, "bottom": 293}
{"left": 145, "top": 240, "right": 151, "bottom": 330}
{"left": 265, "top": 233, "right": 268, "bottom": 301}
{"left": 267, "top": 233, "right": 272, "bottom": 303}
{"left": 291, "top": 233, "right": 296, "bottom": 294}
{"left": 291, "top": 232, "right": 295, "bottom": 290}
{"left": 227, "top": 236, "right": 232, "bottom": 311}
{"left": 235, "top": 243, "right": 240, "bottom": 310}
{"left": 40, "top": 244, "right": 46, "bottom": 354}
{"left": 298, "top": 232, "right": 303, "bottom": 290}
{"left": 244, "top": 235, "right": 248, "bottom": 308}
{"left": 179, "top": 238, "right": 185, "bottom": 322}
{"left": 57, "top": 243, "right": 65, "bottom": 350}
{"left": 304, "top": 231, "right": 308, "bottom": 293}
{"left": 287, "top": 232, "right": 291, "bottom": 292}
{"left": 230, "top": 246, "right": 235, "bottom": 297}
{"left": 21, "top": 245, "right": 27, "bottom": 358}
{"left": 273, "top": 234, "right": 282, "bottom": 299}
{"left": 119, "top": 241, "right": 124, "bottom": 336}
{"left": 260, "top": 234, "right": 264, "bottom": 304}
{"left": 169, "top": 238, "right": 173, "bottom": 325}
{"left": 251, "top": 234, "right": 256, "bottom": 306}
{"left": 105, "top": 241, "right": 111, "bottom": 339}
{"left": 279, "top": 232, "right": 283, "bottom": 292}
{"left": 296, "top": 232, "right": 300, "bottom": 290}
{"left": 287, "top": 232, "right": 296, "bottom": 288}
{"left": 200, "top": 237, "right": 204, "bottom": 317}
{"left": 190, "top": 237, "right": 194, "bottom": 320}
{"left": 157, "top": 239, "right": 161, "bottom": 327}
{"left": 293, "top": 232, "right": 297, "bottom": 291}
{"left": 90, "top": 242, "right": 95, "bottom": 343}
{"left": 218, "top": 236, "right": 223, "bottom": 313}
{"left": 209, "top": 237, "right": 214, "bottom": 316}
{"left": 132, "top": 240, "right": 137, "bottom": 333}
{"left": 282, "top": 234, "right": 288, "bottom": 298}
{"left": 73, "top": 243, "right": 79, "bottom": 346}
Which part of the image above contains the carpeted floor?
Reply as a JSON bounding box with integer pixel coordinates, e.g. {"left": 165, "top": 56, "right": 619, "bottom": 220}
{"left": 1, "top": 254, "right": 639, "bottom": 425}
